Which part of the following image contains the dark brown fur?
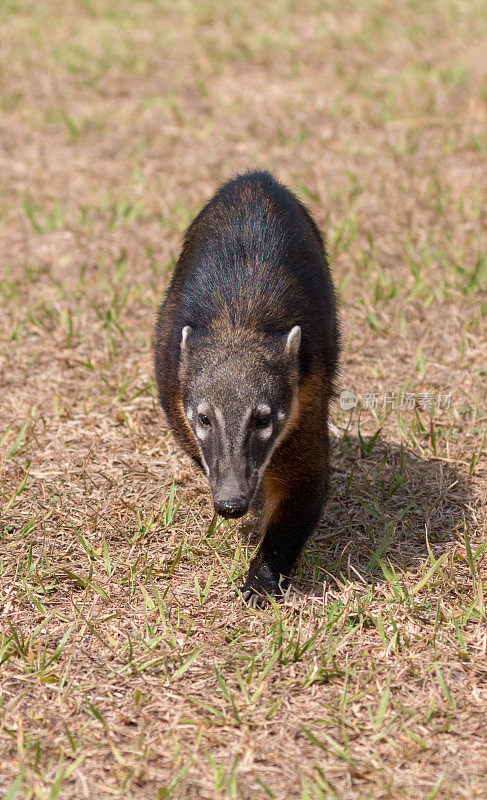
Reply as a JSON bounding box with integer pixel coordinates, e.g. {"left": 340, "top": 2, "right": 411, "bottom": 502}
{"left": 154, "top": 171, "right": 339, "bottom": 604}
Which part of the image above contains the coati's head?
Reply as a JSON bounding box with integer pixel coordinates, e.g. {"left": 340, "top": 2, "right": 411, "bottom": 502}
{"left": 179, "top": 325, "right": 301, "bottom": 519}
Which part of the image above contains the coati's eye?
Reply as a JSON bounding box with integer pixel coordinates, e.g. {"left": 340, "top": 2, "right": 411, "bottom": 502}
{"left": 198, "top": 412, "right": 211, "bottom": 428}
{"left": 255, "top": 412, "right": 271, "bottom": 429}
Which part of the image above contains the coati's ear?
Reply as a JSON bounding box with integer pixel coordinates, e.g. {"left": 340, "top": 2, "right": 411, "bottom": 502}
{"left": 284, "top": 325, "right": 301, "bottom": 358}
{"left": 181, "top": 325, "right": 192, "bottom": 351}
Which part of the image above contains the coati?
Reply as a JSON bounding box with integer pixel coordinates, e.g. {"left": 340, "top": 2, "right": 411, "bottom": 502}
{"left": 154, "top": 171, "right": 339, "bottom": 606}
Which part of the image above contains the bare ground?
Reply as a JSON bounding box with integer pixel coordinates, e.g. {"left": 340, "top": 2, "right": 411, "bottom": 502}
{"left": 1, "top": 1, "right": 486, "bottom": 798}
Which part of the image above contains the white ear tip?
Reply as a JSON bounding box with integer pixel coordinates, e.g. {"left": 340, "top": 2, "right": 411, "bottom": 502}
{"left": 285, "top": 325, "right": 301, "bottom": 355}
{"left": 181, "top": 325, "right": 191, "bottom": 350}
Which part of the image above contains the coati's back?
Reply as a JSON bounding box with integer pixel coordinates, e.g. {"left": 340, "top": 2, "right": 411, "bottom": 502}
{"left": 154, "top": 171, "right": 340, "bottom": 605}
{"left": 156, "top": 171, "right": 338, "bottom": 390}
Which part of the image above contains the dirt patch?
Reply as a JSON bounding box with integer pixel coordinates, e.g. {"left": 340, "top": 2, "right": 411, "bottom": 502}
{"left": 1, "top": 1, "right": 486, "bottom": 798}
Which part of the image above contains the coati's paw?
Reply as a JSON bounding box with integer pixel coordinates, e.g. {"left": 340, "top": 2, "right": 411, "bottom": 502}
{"left": 239, "top": 587, "right": 269, "bottom": 609}
{"left": 239, "top": 562, "right": 288, "bottom": 608}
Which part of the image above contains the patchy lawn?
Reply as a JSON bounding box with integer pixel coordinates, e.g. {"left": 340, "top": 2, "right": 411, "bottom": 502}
{"left": 1, "top": 1, "right": 486, "bottom": 798}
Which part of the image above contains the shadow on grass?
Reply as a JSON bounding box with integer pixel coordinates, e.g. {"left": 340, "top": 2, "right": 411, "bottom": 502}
{"left": 297, "top": 430, "right": 472, "bottom": 595}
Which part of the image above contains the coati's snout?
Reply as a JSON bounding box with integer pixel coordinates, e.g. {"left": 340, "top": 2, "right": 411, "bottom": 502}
{"left": 179, "top": 324, "right": 301, "bottom": 519}
{"left": 212, "top": 493, "right": 249, "bottom": 520}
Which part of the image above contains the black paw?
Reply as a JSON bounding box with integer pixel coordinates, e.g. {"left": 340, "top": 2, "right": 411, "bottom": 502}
{"left": 238, "top": 561, "right": 288, "bottom": 608}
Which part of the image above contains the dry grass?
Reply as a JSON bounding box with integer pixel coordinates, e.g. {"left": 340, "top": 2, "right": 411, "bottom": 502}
{"left": 1, "top": 1, "right": 487, "bottom": 798}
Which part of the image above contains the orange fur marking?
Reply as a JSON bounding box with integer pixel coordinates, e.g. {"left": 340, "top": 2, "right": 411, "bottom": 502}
{"left": 262, "top": 475, "right": 286, "bottom": 528}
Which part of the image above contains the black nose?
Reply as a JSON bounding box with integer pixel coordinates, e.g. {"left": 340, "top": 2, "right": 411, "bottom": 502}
{"left": 213, "top": 496, "right": 249, "bottom": 519}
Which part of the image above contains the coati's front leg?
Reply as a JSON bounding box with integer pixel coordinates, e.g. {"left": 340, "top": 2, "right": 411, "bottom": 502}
{"left": 240, "top": 471, "right": 328, "bottom": 607}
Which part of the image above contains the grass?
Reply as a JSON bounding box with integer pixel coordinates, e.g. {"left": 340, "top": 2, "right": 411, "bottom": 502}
{"left": 0, "top": 0, "right": 486, "bottom": 798}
